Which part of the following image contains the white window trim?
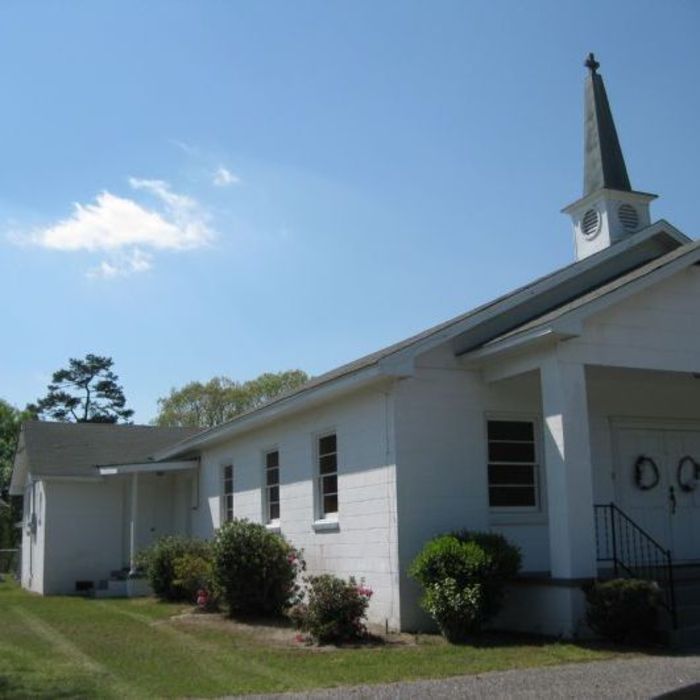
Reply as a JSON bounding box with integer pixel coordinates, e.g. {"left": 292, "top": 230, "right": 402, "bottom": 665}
{"left": 485, "top": 412, "right": 547, "bottom": 524}
{"left": 262, "top": 447, "right": 281, "bottom": 527}
{"left": 220, "top": 462, "right": 234, "bottom": 526}
{"left": 313, "top": 429, "right": 340, "bottom": 529}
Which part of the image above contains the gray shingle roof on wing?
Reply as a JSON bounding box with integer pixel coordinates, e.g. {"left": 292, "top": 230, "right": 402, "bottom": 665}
{"left": 20, "top": 422, "right": 201, "bottom": 478}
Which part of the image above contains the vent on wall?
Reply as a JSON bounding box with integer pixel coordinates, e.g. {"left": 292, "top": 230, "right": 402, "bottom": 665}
{"left": 618, "top": 204, "right": 639, "bottom": 231}
{"left": 581, "top": 208, "right": 601, "bottom": 238}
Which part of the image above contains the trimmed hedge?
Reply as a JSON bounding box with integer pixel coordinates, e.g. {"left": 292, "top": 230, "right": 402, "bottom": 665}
{"left": 585, "top": 578, "right": 661, "bottom": 644}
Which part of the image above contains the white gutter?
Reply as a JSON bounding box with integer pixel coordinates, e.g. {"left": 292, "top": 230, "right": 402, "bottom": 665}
{"left": 99, "top": 460, "right": 198, "bottom": 476}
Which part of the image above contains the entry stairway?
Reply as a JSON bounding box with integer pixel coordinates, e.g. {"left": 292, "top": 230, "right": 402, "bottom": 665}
{"left": 595, "top": 503, "right": 700, "bottom": 648}
{"left": 667, "top": 567, "right": 700, "bottom": 648}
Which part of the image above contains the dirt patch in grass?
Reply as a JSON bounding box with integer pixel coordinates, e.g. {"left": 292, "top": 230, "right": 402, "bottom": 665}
{"left": 169, "top": 609, "right": 419, "bottom": 650}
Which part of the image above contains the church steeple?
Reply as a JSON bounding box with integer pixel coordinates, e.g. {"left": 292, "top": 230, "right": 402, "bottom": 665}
{"left": 583, "top": 52, "right": 631, "bottom": 195}
{"left": 563, "top": 54, "right": 657, "bottom": 261}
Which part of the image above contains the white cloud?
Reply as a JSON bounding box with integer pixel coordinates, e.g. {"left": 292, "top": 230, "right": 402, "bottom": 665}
{"left": 87, "top": 249, "right": 153, "bottom": 279}
{"left": 212, "top": 166, "right": 240, "bottom": 187}
{"left": 17, "top": 179, "right": 215, "bottom": 278}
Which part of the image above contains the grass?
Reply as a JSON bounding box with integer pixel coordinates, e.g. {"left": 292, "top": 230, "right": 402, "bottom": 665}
{"left": 0, "top": 578, "right": 625, "bottom": 699}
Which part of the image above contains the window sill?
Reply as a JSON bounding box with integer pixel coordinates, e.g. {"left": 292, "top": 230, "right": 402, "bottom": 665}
{"left": 489, "top": 511, "right": 547, "bottom": 526}
{"left": 265, "top": 522, "right": 281, "bottom": 534}
{"left": 312, "top": 518, "right": 340, "bottom": 533}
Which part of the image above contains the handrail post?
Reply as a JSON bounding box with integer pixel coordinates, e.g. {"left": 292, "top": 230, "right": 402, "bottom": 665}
{"left": 609, "top": 502, "right": 618, "bottom": 577}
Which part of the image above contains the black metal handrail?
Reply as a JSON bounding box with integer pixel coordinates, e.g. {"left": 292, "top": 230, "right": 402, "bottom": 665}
{"left": 594, "top": 502, "right": 677, "bottom": 629}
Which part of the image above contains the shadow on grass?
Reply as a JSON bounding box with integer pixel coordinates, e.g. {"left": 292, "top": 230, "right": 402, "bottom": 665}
{"left": 0, "top": 673, "right": 97, "bottom": 700}
{"left": 440, "top": 629, "right": 675, "bottom": 656}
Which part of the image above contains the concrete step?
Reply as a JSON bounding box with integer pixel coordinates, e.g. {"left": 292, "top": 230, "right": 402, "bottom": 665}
{"left": 92, "top": 579, "right": 128, "bottom": 598}
{"left": 671, "top": 582, "right": 700, "bottom": 607}
{"left": 677, "top": 605, "right": 700, "bottom": 628}
{"left": 670, "top": 624, "right": 700, "bottom": 650}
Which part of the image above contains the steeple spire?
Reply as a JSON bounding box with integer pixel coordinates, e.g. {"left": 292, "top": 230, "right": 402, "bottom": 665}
{"left": 583, "top": 52, "right": 631, "bottom": 195}
{"left": 563, "top": 54, "right": 657, "bottom": 261}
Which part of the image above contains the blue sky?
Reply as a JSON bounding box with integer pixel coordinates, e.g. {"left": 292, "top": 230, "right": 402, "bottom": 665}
{"left": 1, "top": 1, "right": 699, "bottom": 422}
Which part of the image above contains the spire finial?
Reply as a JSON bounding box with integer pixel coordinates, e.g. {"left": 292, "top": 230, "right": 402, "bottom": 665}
{"left": 585, "top": 52, "right": 600, "bottom": 75}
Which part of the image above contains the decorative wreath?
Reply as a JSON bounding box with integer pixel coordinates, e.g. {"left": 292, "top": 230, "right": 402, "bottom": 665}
{"left": 634, "top": 455, "right": 660, "bottom": 491}
{"left": 677, "top": 455, "right": 700, "bottom": 493}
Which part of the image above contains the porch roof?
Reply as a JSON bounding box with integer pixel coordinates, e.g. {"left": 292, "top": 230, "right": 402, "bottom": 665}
{"left": 478, "top": 239, "right": 700, "bottom": 351}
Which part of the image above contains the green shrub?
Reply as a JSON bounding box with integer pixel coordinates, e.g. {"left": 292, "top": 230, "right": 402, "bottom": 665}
{"left": 422, "top": 578, "right": 483, "bottom": 643}
{"left": 212, "top": 518, "right": 302, "bottom": 616}
{"left": 173, "top": 553, "right": 216, "bottom": 604}
{"left": 290, "top": 574, "right": 372, "bottom": 644}
{"left": 137, "top": 536, "right": 212, "bottom": 601}
{"left": 409, "top": 530, "right": 521, "bottom": 641}
{"left": 585, "top": 578, "right": 661, "bottom": 644}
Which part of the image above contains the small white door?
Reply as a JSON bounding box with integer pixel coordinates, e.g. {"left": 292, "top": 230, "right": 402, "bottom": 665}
{"left": 615, "top": 427, "right": 700, "bottom": 561}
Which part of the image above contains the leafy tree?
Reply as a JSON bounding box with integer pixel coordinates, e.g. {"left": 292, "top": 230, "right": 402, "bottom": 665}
{"left": 31, "top": 354, "right": 134, "bottom": 423}
{"left": 0, "top": 400, "right": 34, "bottom": 549}
{"left": 155, "top": 370, "right": 309, "bottom": 428}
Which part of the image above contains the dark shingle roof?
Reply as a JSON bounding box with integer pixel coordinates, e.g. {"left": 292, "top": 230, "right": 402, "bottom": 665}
{"left": 21, "top": 422, "right": 201, "bottom": 478}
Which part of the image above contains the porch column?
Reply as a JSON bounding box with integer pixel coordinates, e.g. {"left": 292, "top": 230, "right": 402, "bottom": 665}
{"left": 540, "top": 356, "right": 596, "bottom": 579}
{"left": 128, "top": 472, "right": 139, "bottom": 577}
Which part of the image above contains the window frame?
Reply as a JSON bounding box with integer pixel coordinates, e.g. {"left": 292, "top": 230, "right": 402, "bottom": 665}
{"left": 263, "top": 448, "right": 281, "bottom": 526}
{"left": 315, "top": 430, "right": 339, "bottom": 522}
{"left": 485, "top": 414, "right": 542, "bottom": 514}
{"left": 221, "top": 462, "right": 234, "bottom": 525}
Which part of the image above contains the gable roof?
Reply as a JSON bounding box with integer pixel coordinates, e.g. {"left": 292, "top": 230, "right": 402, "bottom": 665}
{"left": 480, "top": 240, "right": 700, "bottom": 349}
{"left": 155, "top": 222, "right": 692, "bottom": 460}
{"left": 10, "top": 422, "right": 200, "bottom": 493}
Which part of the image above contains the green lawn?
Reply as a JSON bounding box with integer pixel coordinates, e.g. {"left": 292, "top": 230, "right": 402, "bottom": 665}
{"left": 0, "top": 578, "right": 623, "bottom": 699}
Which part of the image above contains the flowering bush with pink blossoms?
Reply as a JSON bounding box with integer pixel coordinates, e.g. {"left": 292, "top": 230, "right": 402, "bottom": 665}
{"left": 290, "top": 574, "right": 373, "bottom": 644}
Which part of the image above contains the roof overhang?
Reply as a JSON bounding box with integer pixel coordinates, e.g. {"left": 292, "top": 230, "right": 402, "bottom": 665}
{"left": 98, "top": 459, "right": 199, "bottom": 476}
{"left": 8, "top": 428, "right": 27, "bottom": 496}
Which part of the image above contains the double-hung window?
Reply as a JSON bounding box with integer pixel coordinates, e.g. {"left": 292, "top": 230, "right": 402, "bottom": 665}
{"left": 487, "top": 419, "right": 539, "bottom": 509}
{"left": 265, "top": 450, "right": 280, "bottom": 523}
{"left": 317, "top": 434, "right": 338, "bottom": 518}
{"left": 222, "top": 464, "right": 234, "bottom": 523}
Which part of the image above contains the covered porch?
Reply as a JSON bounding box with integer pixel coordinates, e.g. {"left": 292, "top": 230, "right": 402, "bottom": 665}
{"left": 466, "top": 340, "right": 700, "bottom": 634}
{"left": 96, "top": 459, "right": 199, "bottom": 596}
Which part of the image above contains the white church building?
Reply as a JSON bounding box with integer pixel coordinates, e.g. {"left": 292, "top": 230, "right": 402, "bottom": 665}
{"left": 11, "top": 55, "right": 700, "bottom": 639}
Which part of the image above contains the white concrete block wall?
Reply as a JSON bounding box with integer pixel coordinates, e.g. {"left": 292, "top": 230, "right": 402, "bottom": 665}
{"left": 192, "top": 384, "right": 401, "bottom": 629}
{"left": 393, "top": 348, "right": 546, "bottom": 630}
{"left": 43, "top": 480, "right": 126, "bottom": 594}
